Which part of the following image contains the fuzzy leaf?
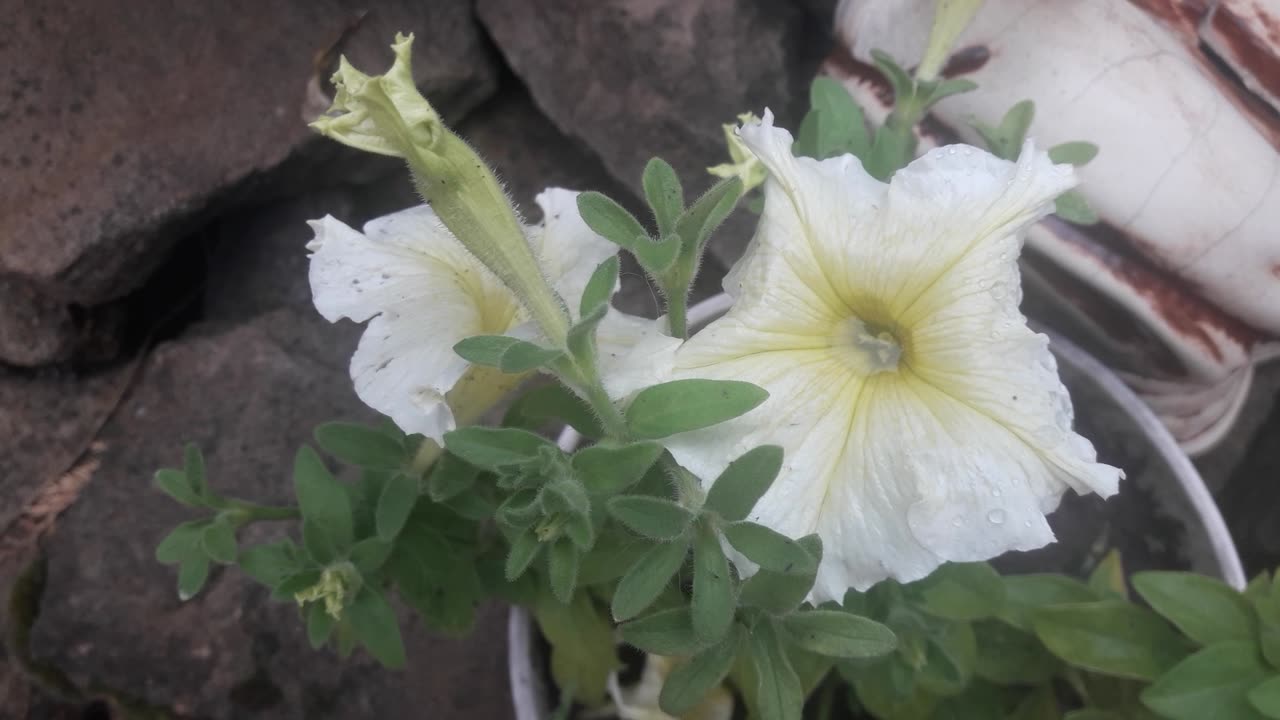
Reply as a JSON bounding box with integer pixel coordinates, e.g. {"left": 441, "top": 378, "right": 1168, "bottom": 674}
{"left": 572, "top": 441, "right": 664, "bottom": 495}
{"left": 347, "top": 586, "right": 406, "bottom": 669}
{"left": 1133, "top": 571, "right": 1255, "bottom": 646}
{"left": 612, "top": 538, "right": 689, "bottom": 621}
{"left": 1141, "top": 642, "right": 1270, "bottom": 720}
{"left": 660, "top": 625, "right": 743, "bottom": 716}
{"left": 608, "top": 495, "right": 695, "bottom": 540}
{"left": 692, "top": 520, "right": 735, "bottom": 642}
{"left": 579, "top": 255, "right": 620, "bottom": 318}
{"left": 625, "top": 379, "right": 767, "bottom": 439}
{"left": 723, "top": 521, "right": 816, "bottom": 574}
{"left": 643, "top": 157, "right": 684, "bottom": 237}
{"left": 375, "top": 472, "right": 419, "bottom": 541}
{"left": 704, "top": 445, "right": 783, "bottom": 522}
{"left": 314, "top": 421, "right": 406, "bottom": 470}
{"left": 444, "top": 426, "right": 559, "bottom": 471}
{"left": 294, "top": 446, "right": 353, "bottom": 550}
{"left": 781, "top": 610, "right": 897, "bottom": 659}
{"left": 1033, "top": 601, "right": 1190, "bottom": 681}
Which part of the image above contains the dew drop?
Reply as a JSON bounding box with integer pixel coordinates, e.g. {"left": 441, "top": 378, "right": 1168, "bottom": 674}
{"left": 991, "top": 488, "right": 1002, "bottom": 497}
{"left": 978, "top": 279, "right": 990, "bottom": 289}
{"left": 987, "top": 509, "right": 1007, "bottom": 525}
{"left": 952, "top": 517, "right": 963, "bottom": 527}
{"left": 1024, "top": 519, "right": 1034, "bottom": 528}
{"left": 948, "top": 147, "right": 957, "bottom": 155}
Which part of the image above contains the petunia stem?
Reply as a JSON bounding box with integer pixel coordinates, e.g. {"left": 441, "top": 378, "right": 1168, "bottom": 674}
{"left": 221, "top": 499, "right": 300, "bottom": 523}
{"left": 666, "top": 292, "right": 689, "bottom": 340}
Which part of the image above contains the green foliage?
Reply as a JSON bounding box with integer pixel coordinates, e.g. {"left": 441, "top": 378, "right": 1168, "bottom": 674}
{"left": 1133, "top": 571, "right": 1256, "bottom": 646}
{"left": 314, "top": 422, "right": 407, "bottom": 470}
{"left": 1033, "top": 601, "right": 1190, "bottom": 681}
{"left": 660, "top": 625, "right": 744, "bottom": 715}
{"left": 704, "top": 444, "right": 783, "bottom": 522}
{"left": 642, "top": 157, "right": 684, "bottom": 238}
{"left": 453, "top": 335, "right": 562, "bottom": 373}
{"left": 625, "top": 378, "right": 768, "bottom": 439}
{"left": 578, "top": 255, "right": 619, "bottom": 318}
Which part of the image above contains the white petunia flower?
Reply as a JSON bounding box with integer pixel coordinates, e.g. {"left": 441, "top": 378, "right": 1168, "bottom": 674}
{"left": 641, "top": 112, "right": 1122, "bottom": 602}
{"left": 307, "top": 188, "right": 625, "bottom": 441}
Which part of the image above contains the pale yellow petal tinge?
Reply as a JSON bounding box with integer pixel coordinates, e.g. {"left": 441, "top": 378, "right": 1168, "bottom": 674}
{"left": 659, "top": 112, "right": 1122, "bottom": 602}
{"left": 306, "top": 189, "right": 620, "bottom": 441}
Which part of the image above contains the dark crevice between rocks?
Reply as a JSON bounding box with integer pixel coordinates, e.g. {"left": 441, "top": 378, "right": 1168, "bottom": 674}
{"left": 4, "top": 554, "right": 186, "bottom": 719}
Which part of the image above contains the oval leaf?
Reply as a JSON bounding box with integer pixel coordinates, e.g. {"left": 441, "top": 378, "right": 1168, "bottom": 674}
{"left": 293, "top": 446, "right": 353, "bottom": 549}
{"left": 620, "top": 607, "right": 705, "bottom": 656}
{"left": 723, "top": 521, "right": 815, "bottom": 575}
{"left": 608, "top": 495, "right": 694, "bottom": 540}
{"left": 375, "top": 472, "right": 419, "bottom": 541}
{"left": 660, "top": 625, "right": 742, "bottom": 716}
{"left": 314, "top": 421, "right": 406, "bottom": 469}
{"left": 347, "top": 587, "right": 406, "bottom": 669}
{"left": 625, "top": 379, "right": 768, "bottom": 439}
{"left": 1141, "top": 642, "right": 1270, "bottom": 720}
{"left": 612, "top": 539, "right": 689, "bottom": 621}
{"left": 692, "top": 521, "right": 735, "bottom": 642}
{"left": 1033, "top": 601, "right": 1190, "bottom": 681}
{"left": 1133, "top": 571, "right": 1255, "bottom": 646}
{"left": 704, "top": 445, "right": 783, "bottom": 522}
{"left": 781, "top": 610, "right": 897, "bottom": 659}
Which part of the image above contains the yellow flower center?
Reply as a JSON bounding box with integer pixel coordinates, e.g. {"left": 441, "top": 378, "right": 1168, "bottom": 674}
{"left": 831, "top": 304, "right": 914, "bottom": 377}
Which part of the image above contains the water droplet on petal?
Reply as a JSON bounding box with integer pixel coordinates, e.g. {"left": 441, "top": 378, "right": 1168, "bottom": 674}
{"left": 991, "top": 488, "right": 1002, "bottom": 497}
{"left": 952, "top": 517, "right": 963, "bottom": 527}
{"left": 987, "top": 509, "right": 1007, "bottom": 525}
{"left": 948, "top": 147, "right": 957, "bottom": 155}
{"left": 1024, "top": 519, "right": 1034, "bottom": 528}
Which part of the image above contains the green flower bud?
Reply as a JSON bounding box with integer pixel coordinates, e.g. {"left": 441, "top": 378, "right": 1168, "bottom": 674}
{"left": 311, "top": 33, "right": 571, "bottom": 344}
{"left": 916, "top": 0, "right": 985, "bottom": 82}
{"left": 295, "top": 562, "right": 360, "bottom": 619}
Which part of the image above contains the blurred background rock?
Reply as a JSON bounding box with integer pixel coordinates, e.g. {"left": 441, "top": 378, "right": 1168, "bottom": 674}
{"left": 1, "top": 0, "right": 1276, "bottom": 718}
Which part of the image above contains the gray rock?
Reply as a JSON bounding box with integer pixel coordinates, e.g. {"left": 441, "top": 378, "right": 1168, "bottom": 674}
{"left": 0, "top": 276, "right": 79, "bottom": 367}
{"left": 0, "top": 0, "right": 497, "bottom": 363}
{"left": 476, "top": 0, "right": 825, "bottom": 202}
{"left": 26, "top": 310, "right": 512, "bottom": 719}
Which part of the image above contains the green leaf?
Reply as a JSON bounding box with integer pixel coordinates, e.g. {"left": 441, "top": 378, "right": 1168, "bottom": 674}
{"left": 548, "top": 540, "right": 579, "bottom": 604}
{"left": 579, "top": 255, "right": 620, "bottom": 318}
{"left": 914, "top": 562, "right": 1006, "bottom": 621}
{"left": 918, "top": 620, "right": 978, "bottom": 695}
{"left": 349, "top": 537, "right": 394, "bottom": 573}
{"left": 608, "top": 495, "right": 695, "bottom": 540}
{"left": 200, "top": 519, "right": 238, "bottom": 565}
{"left": 643, "top": 157, "right": 684, "bottom": 238}
{"left": 921, "top": 77, "right": 977, "bottom": 107}
{"left": 973, "top": 99, "right": 1034, "bottom": 159}
{"left": 177, "top": 555, "right": 211, "bottom": 601}
{"left": 1133, "top": 571, "right": 1255, "bottom": 646}
{"left": 566, "top": 305, "right": 607, "bottom": 367}
{"left": 272, "top": 570, "right": 322, "bottom": 600}
{"left": 750, "top": 620, "right": 803, "bottom": 720}
{"left": 722, "top": 521, "right": 816, "bottom": 574}
{"left": 1055, "top": 190, "right": 1099, "bottom": 225}
{"left": 704, "top": 445, "right": 783, "bottom": 522}
{"left": 1141, "top": 642, "right": 1270, "bottom": 720}
{"left": 621, "top": 607, "right": 706, "bottom": 656}
{"left": 302, "top": 519, "right": 340, "bottom": 565}
{"left": 793, "top": 111, "right": 820, "bottom": 159}
{"left": 1249, "top": 676, "right": 1280, "bottom": 719}
{"left": 425, "top": 452, "right": 480, "bottom": 502}
{"left": 612, "top": 538, "right": 689, "bottom": 621}
{"left": 306, "top": 601, "right": 335, "bottom": 649}
{"left": 154, "top": 468, "right": 203, "bottom": 507}
{"left": 1049, "top": 141, "right": 1099, "bottom": 166}
{"left": 183, "top": 444, "right": 207, "bottom": 497}
{"left": 236, "top": 541, "right": 298, "bottom": 586}
{"left": 347, "top": 586, "right": 406, "bottom": 669}
{"left": 572, "top": 441, "right": 663, "bottom": 495}
{"left": 810, "top": 76, "right": 869, "bottom": 159}
{"left": 740, "top": 535, "right": 822, "bottom": 615}
{"left": 973, "top": 619, "right": 1059, "bottom": 685}
{"left": 869, "top": 49, "right": 914, "bottom": 102}
{"left": 674, "top": 178, "right": 742, "bottom": 254}
{"left": 155, "top": 521, "right": 206, "bottom": 565}
{"left": 535, "top": 589, "right": 619, "bottom": 705}
{"left": 999, "top": 573, "right": 1098, "bottom": 630}
{"left": 578, "top": 528, "right": 654, "bottom": 586}
{"left": 1256, "top": 598, "right": 1280, "bottom": 670}
{"left": 314, "top": 422, "right": 406, "bottom": 470}
{"left": 294, "top": 446, "right": 353, "bottom": 549}
{"left": 660, "top": 625, "right": 743, "bottom": 716}
{"left": 504, "top": 383, "right": 605, "bottom": 439}
{"left": 444, "top": 426, "right": 559, "bottom": 471}
{"left": 1033, "top": 601, "right": 1190, "bottom": 681}
{"left": 505, "top": 528, "right": 543, "bottom": 581}
{"left": 626, "top": 379, "right": 767, "bottom": 439}
{"left": 577, "top": 191, "right": 651, "bottom": 250}
{"left": 1089, "top": 550, "right": 1127, "bottom": 600}
{"left": 692, "top": 520, "right": 735, "bottom": 642}
{"left": 375, "top": 472, "right": 419, "bottom": 542}
{"left": 453, "top": 335, "right": 562, "bottom": 373}
{"left": 781, "top": 610, "right": 897, "bottom": 659}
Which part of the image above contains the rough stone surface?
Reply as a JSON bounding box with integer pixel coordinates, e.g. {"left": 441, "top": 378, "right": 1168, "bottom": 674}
{"left": 0, "top": 365, "right": 132, "bottom": 533}
{"left": 25, "top": 310, "right": 512, "bottom": 719}
{"left": 476, "top": 0, "right": 827, "bottom": 199}
{"left": 0, "top": 277, "right": 79, "bottom": 367}
{"left": 0, "top": 0, "right": 496, "bottom": 361}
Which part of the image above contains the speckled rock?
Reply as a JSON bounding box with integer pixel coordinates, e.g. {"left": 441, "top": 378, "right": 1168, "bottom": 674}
{"left": 0, "top": 0, "right": 497, "bottom": 365}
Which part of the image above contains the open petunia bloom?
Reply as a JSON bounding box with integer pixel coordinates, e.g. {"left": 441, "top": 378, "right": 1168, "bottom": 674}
{"left": 307, "top": 188, "right": 635, "bottom": 441}
{"left": 640, "top": 112, "right": 1123, "bottom": 602}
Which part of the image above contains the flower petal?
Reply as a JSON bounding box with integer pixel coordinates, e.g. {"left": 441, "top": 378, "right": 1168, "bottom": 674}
{"left": 530, "top": 188, "right": 622, "bottom": 322}
{"left": 307, "top": 208, "right": 519, "bottom": 439}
